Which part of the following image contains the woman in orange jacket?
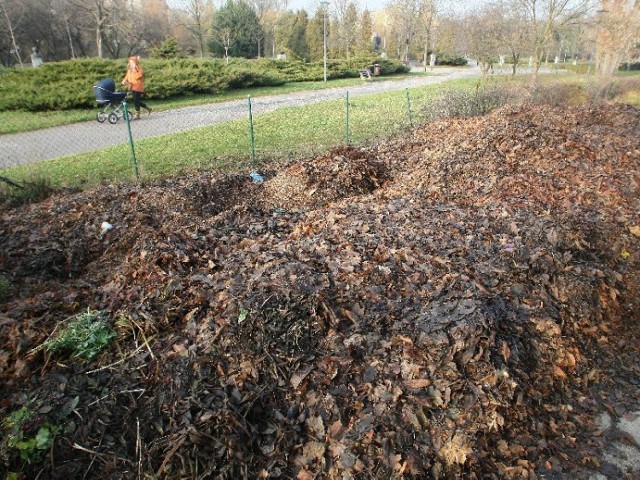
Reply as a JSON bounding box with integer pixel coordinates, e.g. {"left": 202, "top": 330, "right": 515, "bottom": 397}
{"left": 122, "top": 56, "right": 152, "bottom": 120}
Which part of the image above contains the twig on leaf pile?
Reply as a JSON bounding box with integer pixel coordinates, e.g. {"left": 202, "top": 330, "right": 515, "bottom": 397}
{"left": 85, "top": 343, "right": 146, "bottom": 374}
{"left": 263, "top": 348, "right": 288, "bottom": 381}
{"left": 211, "top": 322, "right": 227, "bottom": 343}
{"left": 28, "top": 321, "right": 64, "bottom": 357}
{"left": 227, "top": 401, "right": 254, "bottom": 439}
{"left": 87, "top": 388, "right": 146, "bottom": 407}
{"left": 73, "top": 442, "right": 132, "bottom": 465}
{"left": 242, "top": 383, "right": 271, "bottom": 421}
{"left": 136, "top": 417, "right": 142, "bottom": 479}
{"left": 87, "top": 394, "right": 109, "bottom": 407}
{"left": 50, "top": 429, "right": 56, "bottom": 471}
{"left": 129, "top": 316, "right": 156, "bottom": 361}
{"left": 82, "top": 433, "right": 105, "bottom": 479}
{"left": 155, "top": 433, "right": 187, "bottom": 477}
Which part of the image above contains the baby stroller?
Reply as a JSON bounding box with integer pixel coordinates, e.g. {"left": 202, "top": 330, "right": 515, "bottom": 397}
{"left": 93, "top": 78, "right": 132, "bottom": 124}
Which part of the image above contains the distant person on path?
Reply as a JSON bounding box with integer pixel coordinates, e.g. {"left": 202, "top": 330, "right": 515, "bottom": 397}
{"left": 122, "top": 56, "right": 152, "bottom": 120}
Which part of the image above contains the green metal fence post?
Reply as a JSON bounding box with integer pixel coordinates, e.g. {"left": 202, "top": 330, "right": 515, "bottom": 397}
{"left": 405, "top": 88, "right": 414, "bottom": 128}
{"left": 346, "top": 90, "right": 350, "bottom": 145}
{"left": 248, "top": 95, "right": 256, "bottom": 166}
{"left": 122, "top": 99, "right": 139, "bottom": 181}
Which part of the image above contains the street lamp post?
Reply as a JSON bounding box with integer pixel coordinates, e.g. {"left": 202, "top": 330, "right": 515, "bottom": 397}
{"left": 321, "top": 1, "right": 329, "bottom": 82}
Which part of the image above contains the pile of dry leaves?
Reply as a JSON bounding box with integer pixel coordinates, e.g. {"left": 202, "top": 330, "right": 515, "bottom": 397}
{"left": 1, "top": 102, "right": 639, "bottom": 479}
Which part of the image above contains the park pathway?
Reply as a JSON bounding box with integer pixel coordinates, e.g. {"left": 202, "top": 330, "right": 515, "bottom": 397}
{"left": 1, "top": 66, "right": 482, "bottom": 167}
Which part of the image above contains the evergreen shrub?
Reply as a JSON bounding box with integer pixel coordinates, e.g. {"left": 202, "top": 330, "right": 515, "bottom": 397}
{"left": 224, "top": 60, "right": 286, "bottom": 89}
{"left": 0, "top": 56, "right": 409, "bottom": 112}
{"left": 435, "top": 55, "right": 468, "bottom": 67}
{"left": 619, "top": 62, "right": 640, "bottom": 71}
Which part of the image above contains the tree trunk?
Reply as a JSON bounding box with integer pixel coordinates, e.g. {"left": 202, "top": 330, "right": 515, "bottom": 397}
{"left": 598, "top": 50, "right": 621, "bottom": 79}
{"left": 96, "top": 24, "right": 103, "bottom": 58}
{"left": 0, "top": 0, "right": 24, "bottom": 66}
{"left": 92, "top": 2, "right": 107, "bottom": 59}
{"left": 595, "top": 0, "right": 640, "bottom": 79}
{"left": 199, "top": 35, "right": 205, "bottom": 58}
{"left": 65, "top": 21, "right": 76, "bottom": 59}
{"left": 404, "top": 35, "right": 410, "bottom": 63}
{"left": 423, "top": 37, "right": 430, "bottom": 72}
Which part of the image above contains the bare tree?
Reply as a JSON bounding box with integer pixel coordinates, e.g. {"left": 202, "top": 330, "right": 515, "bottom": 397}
{"left": 219, "top": 26, "right": 232, "bottom": 63}
{"left": 342, "top": 2, "right": 358, "bottom": 60}
{"left": 52, "top": 0, "right": 77, "bottom": 59}
{"left": 103, "top": 0, "right": 148, "bottom": 58}
{"left": 178, "top": 0, "right": 214, "bottom": 57}
{"left": 141, "top": 0, "right": 171, "bottom": 45}
{"left": 385, "top": 0, "right": 431, "bottom": 62}
{"left": 595, "top": 0, "right": 640, "bottom": 78}
{"left": 431, "top": 15, "right": 458, "bottom": 56}
{"left": 460, "top": 4, "right": 505, "bottom": 73}
{"left": 486, "top": 0, "right": 530, "bottom": 75}
{"left": 249, "top": 0, "right": 286, "bottom": 57}
{"left": 67, "top": 0, "right": 112, "bottom": 58}
{"left": 357, "top": 8, "right": 373, "bottom": 54}
{"left": 60, "top": 0, "right": 163, "bottom": 59}
{"left": 510, "top": 0, "right": 596, "bottom": 79}
{"left": 0, "top": 0, "right": 24, "bottom": 65}
{"left": 51, "top": 0, "right": 93, "bottom": 58}
{"left": 416, "top": 0, "right": 436, "bottom": 70}
{"left": 331, "top": 0, "right": 358, "bottom": 59}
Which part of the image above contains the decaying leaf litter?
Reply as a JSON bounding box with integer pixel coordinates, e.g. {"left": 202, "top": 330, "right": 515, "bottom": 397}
{"left": 1, "top": 102, "right": 639, "bottom": 479}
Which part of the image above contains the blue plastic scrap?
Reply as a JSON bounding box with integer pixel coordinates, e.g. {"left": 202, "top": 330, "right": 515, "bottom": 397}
{"left": 250, "top": 172, "right": 264, "bottom": 183}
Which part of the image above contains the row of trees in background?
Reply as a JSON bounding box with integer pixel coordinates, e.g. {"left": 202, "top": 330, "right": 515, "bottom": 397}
{"left": 462, "top": 0, "right": 640, "bottom": 79}
{"left": 0, "top": 0, "right": 639, "bottom": 78}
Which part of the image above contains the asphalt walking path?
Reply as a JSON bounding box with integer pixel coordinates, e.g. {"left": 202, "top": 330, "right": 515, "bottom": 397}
{"left": 1, "top": 66, "right": 482, "bottom": 168}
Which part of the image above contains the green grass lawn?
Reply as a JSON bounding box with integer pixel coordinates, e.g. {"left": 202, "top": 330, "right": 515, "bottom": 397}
{"left": 615, "top": 70, "right": 640, "bottom": 77}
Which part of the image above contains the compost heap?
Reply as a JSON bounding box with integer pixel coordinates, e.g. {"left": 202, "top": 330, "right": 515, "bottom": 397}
{"left": 1, "top": 102, "right": 639, "bottom": 479}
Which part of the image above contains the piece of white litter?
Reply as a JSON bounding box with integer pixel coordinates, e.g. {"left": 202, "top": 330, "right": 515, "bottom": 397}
{"left": 100, "top": 221, "right": 113, "bottom": 235}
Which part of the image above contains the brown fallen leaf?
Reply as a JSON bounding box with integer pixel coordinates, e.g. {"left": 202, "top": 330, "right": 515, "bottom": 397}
{"left": 404, "top": 378, "right": 431, "bottom": 389}
{"left": 553, "top": 366, "right": 567, "bottom": 380}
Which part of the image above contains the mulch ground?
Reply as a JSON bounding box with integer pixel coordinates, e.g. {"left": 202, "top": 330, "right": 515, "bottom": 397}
{"left": 1, "top": 102, "right": 639, "bottom": 479}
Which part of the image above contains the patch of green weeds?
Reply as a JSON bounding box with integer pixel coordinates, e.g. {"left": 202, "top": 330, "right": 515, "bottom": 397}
{"left": 7, "top": 424, "right": 59, "bottom": 463}
{"left": 2, "top": 407, "right": 59, "bottom": 464}
{"left": 39, "top": 309, "right": 116, "bottom": 361}
{"left": 0, "top": 176, "right": 55, "bottom": 207}
{"left": 0, "top": 275, "right": 9, "bottom": 301}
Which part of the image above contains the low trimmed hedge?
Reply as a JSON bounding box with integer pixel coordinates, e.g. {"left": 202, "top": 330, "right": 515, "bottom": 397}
{"left": 619, "top": 62, "right": 640, "bottom": 71}
{"left": 435, "top": 55, "right": 468, "bottom": 67}
{"left": 0, "top": 56, "right": 408, "bottom": 112}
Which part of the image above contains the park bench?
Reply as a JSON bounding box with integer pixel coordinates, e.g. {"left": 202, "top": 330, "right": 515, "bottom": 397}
{"left": 358, "top": 68, "right": 373, "bottom": 80}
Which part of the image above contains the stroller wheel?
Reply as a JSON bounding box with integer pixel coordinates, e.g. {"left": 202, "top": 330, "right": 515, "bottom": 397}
{"left": 125, "top": 110, "right": 133, "bottom": 122}
{"left": 97, "top": 112, "right": 107, "bottom": 123}
{"left": 107, "top": 112, "right": 119, "bottom": 124}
